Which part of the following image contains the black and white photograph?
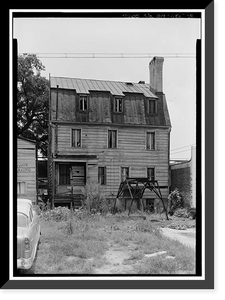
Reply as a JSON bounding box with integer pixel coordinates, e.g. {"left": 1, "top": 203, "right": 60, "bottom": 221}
{"left": 5, "top": 5, "right": 215, "bottom": 290}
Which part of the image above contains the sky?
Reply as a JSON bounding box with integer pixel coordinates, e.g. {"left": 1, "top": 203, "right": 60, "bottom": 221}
{"left": 13, "top": 17, "right": 200, "bottom": 160}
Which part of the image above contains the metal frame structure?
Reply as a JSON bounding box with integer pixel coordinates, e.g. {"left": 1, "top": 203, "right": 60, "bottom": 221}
{"left": 113, "top": 177, "right": 169, "bottom": 220}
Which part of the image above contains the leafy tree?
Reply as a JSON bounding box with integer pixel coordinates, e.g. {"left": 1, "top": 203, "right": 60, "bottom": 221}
{"left": 17, "top": 54, "right": 49, "bottom": 156}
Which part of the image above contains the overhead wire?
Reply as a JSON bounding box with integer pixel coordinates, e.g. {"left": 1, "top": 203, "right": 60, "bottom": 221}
{"left": 170, "top": 143, "right": 196, "bottom": 152}
{"left": 19, "top": 52, "right": 196, "bottom": 59}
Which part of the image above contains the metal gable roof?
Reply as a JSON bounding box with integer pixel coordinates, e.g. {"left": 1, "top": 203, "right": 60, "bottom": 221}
{"left": 50, "top": 77, "right": 158, "bottom": 98}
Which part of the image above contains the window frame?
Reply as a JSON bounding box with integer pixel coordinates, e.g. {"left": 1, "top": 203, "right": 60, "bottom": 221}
{"left": 147, "top": 98, "right": 157, "bottom": 114}
{"left": 79, "top": 95, "right": 88, "bottom": 112}
{"left": 114, "top": 97, "right": 123, "bottom": 113}
{"left": 98, "top": 166, "right": 107, "bottom": 185}
{"left": 108, "top": 129, "right": 118, "bottom": 149}
{"left": 145, "top": 198, "right": 155, "bottom": 213}
{"left": 17, "top": 182, "right": 27, "bottom": 195}
{"left": 121, "top": 166, "right": 130, "bottom": 182}
{"left": 71, "top": 128, "right": 82, "bottom": 148}
{"left": 59, "top": 163, "right": 71, "bottom": 185}
{"left": 146, "top": 131, "right": 156, "bottom": 150}
{"left": 147, "top": 167, "right": 156, "bottom": 181}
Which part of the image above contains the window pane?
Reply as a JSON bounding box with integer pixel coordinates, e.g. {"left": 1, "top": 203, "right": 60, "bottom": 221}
{"left": 150, "top": 133, "right": 155, "bottom": 149}
{"left": 98, "top": 167, "right": 106, "bottom": 185}
{"left": 108, "top": 131, "right": 112, "bottom": 148}
{"left": 79, "top": 98, "right": 83, "bottom": 110}
{"left": 83, "top": 97, "right": 87, "bottom": 110}
{"left": 146, "top": 133, "right": 150, "bottom": 149}
{"left": 114, "top": 98, "right": 122, "bottom": 112}
{"left": 147, "top": 168, "right": 155, "bottom": 181}
{"left": 146, "top": 132, "right": 155, "bottom": 150}
{"left": 77, "top": 129, "right": 81, "bottom": 147}
{"left": 59, "top": 164, "right": 70, "bottom": 185}
{"left": 72, "top": 129, "right": 81, "bottom": 147}
{"left": 79, "top": 96, "right": 87, "bottom": 111}
{"left": 115, "top": 99, "right": 118, "bottom": 112}
{"left": 108, "top": 130, "right": 117, "bottom": 148}
{"left": 17, "top": 182, "right": 26, "bottom": 194}
{"left": 71, "top": 129, "right": 75, "bottom": 147}
{"left": 112, "top": 131, "right": 116, "bottom": 148}
{"left": 119, "top": 99, "right": 122, "bottom": 112}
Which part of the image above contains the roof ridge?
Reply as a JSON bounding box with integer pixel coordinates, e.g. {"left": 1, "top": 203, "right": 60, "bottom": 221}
{"left": 50, "top": 75, "right": 150, "bottom": 86}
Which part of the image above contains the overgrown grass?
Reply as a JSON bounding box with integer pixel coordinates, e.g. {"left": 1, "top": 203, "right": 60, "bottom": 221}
{"left": 34, "top": 209, "right": 195, "bottom": 275}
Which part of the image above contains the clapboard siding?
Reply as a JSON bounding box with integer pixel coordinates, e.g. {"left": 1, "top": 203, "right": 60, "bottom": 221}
{"left": 53, "top": 124, "right": 169, "bottom": 198}
{"left": 17, "top": 138, "right": 37, "bottom": 203}
{"left": 49, "top": 79, "right": 171, "bottom": 205}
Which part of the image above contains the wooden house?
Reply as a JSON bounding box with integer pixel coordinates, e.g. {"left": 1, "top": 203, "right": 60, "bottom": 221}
{"left": 17, "top": 137, "right": 38, "bottom": 203}
{"left": 48, "top": 57, "right": 171, "bottom": 210}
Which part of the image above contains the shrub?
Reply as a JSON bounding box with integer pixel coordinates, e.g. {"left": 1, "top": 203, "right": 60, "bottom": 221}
{"left": 82, "top": 183, "right": 108, "bottom": 214}
{"left": 167, "top": 188, "right": 184, "bottom": 216}
{"left": 41, "top": 206, "right": 70, "bottom": 222}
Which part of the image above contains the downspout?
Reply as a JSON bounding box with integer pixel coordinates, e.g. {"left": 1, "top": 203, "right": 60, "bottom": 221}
{"left": 47, "top": 73, "right": 52, "bottom": 205}
{"left": 36, "top": 142, "right": 38, "bottom": 205}
{"left": 168, "top": 128, "right": 171, "bottom": 193}
{"left": 53, "top": 84, "right": 59, "bottom": 207}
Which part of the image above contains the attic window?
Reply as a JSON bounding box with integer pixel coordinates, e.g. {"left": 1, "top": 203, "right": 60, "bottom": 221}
{"left": 79, "top": 95, "right": 88, "bottom": 111}
{"left": 125, "top": 82, "right": 133, "bottom": 86}
{"left": 114, "top": 97, "right": 123, "bottom": 113}
{"left": 147, "top": 99, "right": 157, "bottom": 114}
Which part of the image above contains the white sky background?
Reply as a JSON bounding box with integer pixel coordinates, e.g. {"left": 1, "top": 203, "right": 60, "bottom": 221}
{"left": 13, "top": 17, "right": 200, "bottom": 160}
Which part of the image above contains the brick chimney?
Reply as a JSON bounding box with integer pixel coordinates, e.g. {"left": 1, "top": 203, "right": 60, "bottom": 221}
{"left": 149, "top": 57, "right": 164, "bottom": 93}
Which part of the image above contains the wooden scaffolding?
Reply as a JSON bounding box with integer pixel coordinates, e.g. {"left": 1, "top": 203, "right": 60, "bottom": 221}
{"left": 113, "top": 177, "right": 169, "bottom": 220}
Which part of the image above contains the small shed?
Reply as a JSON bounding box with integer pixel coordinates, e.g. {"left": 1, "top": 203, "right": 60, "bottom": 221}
{"left": 17, "top": 137, "right": 38, "bottom": 203}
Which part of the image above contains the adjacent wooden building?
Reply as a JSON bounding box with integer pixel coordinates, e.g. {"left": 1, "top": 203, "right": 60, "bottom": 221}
{"left": 17, "top": 137, "right": 38, "bottom": 203}
{"left": 48, "top": 57, "right": 171, "bottom": 209}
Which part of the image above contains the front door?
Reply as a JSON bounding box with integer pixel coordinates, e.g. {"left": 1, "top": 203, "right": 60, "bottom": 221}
{"left": 57, "top": 162, "right": 86, "bottom": 196}
{"left": 71, "top": 164, "right": 85, "bottom": 193}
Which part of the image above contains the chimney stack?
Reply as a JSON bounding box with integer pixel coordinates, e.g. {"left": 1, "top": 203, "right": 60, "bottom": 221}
{"left": 149, "top": 57, "right": 164, "bottom": 93}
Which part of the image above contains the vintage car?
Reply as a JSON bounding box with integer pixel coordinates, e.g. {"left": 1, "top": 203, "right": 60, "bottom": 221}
{"left": 17, "top": 198, "right": 41, "bottom": 269}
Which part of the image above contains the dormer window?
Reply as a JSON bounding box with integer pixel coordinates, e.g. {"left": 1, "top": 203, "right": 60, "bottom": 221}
{"left": 79, "top": 95, "right": 88, "bottom": 111}
{"left": 147, "top": 99, "right": 157, "bottom": 114}
{"left": 114, "top": 97, "right": 123, "bottom": 113}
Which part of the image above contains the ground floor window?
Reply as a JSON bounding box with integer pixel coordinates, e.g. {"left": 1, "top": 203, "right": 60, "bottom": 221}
{"left": 121, "top": 167, "right": 129, "bottom": 182}
{"left": 98, "top": 166, "right": 106, "bottom": 185}
{"left": 59, "top": 164, "right": 71, "bottom": 185}
{"left": 146, "top": 198, "right": 155, "bottom": 212}
{"left": 147, "top": 167, "right": 155, "bottom": 181}
{"left": 17, "top": 182, "right": 26, "bottom": 194}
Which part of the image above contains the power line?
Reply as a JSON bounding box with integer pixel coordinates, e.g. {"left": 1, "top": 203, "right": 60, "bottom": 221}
{"left": 170, "top": 143, "right": 196, "bottom": 152}
{"left": 19, "top": 52, "right": 196, "bottom": 59}
{"left": 170, "top": 149, "right": 192, "bottom": 155}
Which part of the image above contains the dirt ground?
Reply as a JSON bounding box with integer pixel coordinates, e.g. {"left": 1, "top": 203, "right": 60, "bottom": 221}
{"left": 160, "top": 228, "right": 196, "bottom": 249}
{"left": 95, "top": 225, "right": 196, "bottom": 274}
{"left": 18, "top": 213, "right": 196, "bottom": 275}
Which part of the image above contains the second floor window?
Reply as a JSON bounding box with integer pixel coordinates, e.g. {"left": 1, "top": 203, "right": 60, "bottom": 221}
{"left": 79, "top": 95, "right": 88, "bottom": 111}
{"left": 108, "top": 130, "right": 117, "bottom": 148}
{"left": 146, "top": 132, "right": 155, "bottom": 150}
{"left": 71, "top": 129, "right": 81, "bottom": 147}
